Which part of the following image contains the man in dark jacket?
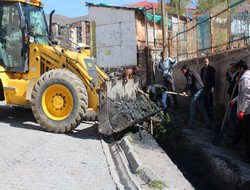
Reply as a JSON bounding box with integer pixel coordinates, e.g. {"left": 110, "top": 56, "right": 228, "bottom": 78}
{"left": 201, "top": 58, "right": 216, "bottom": 121}
{"left": 181, "top": 65, "right": 210, "bottom": 128}
{"left": 226, "top": 63, "right": 240, "bottom": 144}
{"left": 145, "top": 84, "right": 168, "bottom": 113}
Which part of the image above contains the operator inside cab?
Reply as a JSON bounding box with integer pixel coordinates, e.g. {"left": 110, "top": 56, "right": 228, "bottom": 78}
{"left": 4, "top": 14, "right": 22, "bottom": 67}
{"left": 0, "top": 5, "right": 22, "bottom": 69}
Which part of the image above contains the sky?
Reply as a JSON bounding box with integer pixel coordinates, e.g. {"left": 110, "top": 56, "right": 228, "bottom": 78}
{"left": 42, "top": 0, "right": 160, "bottom": 18}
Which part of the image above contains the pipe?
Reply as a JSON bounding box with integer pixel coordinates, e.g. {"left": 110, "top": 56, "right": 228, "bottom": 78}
{"left": 49, "top": 10, "right": 55, "bottom": 37}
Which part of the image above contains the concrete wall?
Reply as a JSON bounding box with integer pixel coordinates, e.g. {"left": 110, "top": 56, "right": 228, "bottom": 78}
{"left": 89, "top": 7, "right": 137, "bottom": 68}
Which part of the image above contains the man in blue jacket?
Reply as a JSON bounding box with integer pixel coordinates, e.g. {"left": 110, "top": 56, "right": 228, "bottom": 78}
{"left": 157, "top": 51, "right": 178, "bottom": 106}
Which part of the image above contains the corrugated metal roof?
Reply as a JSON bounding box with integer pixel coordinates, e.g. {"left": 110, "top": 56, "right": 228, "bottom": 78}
{"left": 125, "top": 1, "right": 158, "bottom": 9}
{"left": 236, "top": 4, "right": 250, "bottom": 12}
{"left": 86, "top": 1, "right": 159, "bottom": 10}
{"left": 86, "top": 2, "right": 140, "bottom": 11}
{"left": 86, "top": 2, "right": 163, "bottom": 23}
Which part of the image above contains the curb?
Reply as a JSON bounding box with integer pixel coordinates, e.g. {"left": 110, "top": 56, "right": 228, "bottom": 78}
{"left": 118, "top": 136, "right": 161, "bottom": 185}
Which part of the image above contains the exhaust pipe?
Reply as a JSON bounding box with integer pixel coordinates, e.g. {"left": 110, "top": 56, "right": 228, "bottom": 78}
{"left": 49, "top": 10, "right": 55, "bottom": 37}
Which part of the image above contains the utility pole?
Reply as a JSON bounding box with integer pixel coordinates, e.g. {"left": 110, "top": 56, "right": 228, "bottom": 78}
{"left": 161, "top": 0, "right": 166, "bottom": 52}
{"left": 177, "top": 0, "right": 180, "bottom": 61}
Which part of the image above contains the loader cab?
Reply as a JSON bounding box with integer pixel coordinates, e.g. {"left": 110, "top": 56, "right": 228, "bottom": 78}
{"left": 0, "top": 3, "right": 24, "bottom": 72}
{"left": 0, "top": 2, "right": 48, "bottom": 73}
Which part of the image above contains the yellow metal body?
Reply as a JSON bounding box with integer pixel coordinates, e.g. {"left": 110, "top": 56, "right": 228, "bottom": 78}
{"left": 42, "top": 84, "right": 73, "bottom": 121}
{"left": 0, "top": 0, "right": 43, "bottom": 7}
{"left": 0, "top": 42, "right": 108, "bottom": 112}
{"left": 0, "top": 0, "right": 108, "bottom": 119}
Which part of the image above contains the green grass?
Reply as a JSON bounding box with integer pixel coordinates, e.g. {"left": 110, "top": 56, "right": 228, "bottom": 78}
{"left": 135, "top": 168, "right": 143, "bottom": 175}
{"left": 149, "top": 180, "right": 165, "bottom": 190}
{"left": 129, "top": 132, "right": 135, "bottom": 144}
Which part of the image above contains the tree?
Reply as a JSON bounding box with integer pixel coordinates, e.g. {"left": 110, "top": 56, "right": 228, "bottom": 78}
{"left": 196, "top": 0, "right": 225, "bottom": 14}
{"left": 167, "top": 0, "right": 194, "bottom": 16}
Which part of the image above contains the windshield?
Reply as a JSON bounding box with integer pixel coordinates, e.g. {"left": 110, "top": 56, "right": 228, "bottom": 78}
{"left": 22, "top": 4, "right": 49, "bottom": 44}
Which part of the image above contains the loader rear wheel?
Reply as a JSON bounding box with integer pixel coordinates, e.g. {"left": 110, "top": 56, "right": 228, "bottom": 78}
{"left": 31, "top": 69, "right": 88, "bottom": 133}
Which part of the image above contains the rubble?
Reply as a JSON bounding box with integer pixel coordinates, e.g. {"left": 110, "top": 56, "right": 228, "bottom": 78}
{"left": 98, "top": 78, "right": 164, "bottom": 136}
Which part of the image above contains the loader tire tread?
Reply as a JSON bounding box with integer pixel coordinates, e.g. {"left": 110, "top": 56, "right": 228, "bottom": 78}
{"left": 31, "top": 69, "right": 88, "bottom": 133}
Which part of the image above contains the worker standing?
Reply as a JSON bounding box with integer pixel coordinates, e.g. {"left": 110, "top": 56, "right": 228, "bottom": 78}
{"left": 201, "top": 57, "right": 216, "bottom": 121}
{"left": 157, "top": 51, "right": 178, "bottom": 106}
{"left": 232, "top": 60, "right": 250, "bottom": 162}
{"left": 226, "top": 63, "right": 240, "bottom": 145}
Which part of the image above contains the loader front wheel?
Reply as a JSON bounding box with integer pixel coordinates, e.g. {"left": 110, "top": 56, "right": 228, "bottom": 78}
{"left": 31, "top": 69, "right": 88, "bottom": 133}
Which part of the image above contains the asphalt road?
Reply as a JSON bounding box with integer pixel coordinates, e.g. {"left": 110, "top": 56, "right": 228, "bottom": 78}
{"left": 0, "top": 105, "right": 118, "bottom": 190}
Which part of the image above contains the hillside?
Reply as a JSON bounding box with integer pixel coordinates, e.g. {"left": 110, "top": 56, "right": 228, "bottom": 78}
{"left": 45, "top": 14, "right": 89, "bottom": 26}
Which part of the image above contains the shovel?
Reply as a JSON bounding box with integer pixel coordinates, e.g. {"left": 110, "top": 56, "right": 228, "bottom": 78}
{"left": 212, "top": 79, "right": 238, "bottom": 146}
{"left": 164, "top": 91, "right": 189, "bottom": 97}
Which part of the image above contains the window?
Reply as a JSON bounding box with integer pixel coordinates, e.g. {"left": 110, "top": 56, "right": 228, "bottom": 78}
{"left": 22, "top": 4, "right": 49, "bottom": 44}
{"left": 0, "top": 4, "right": 22, "bottom": 68}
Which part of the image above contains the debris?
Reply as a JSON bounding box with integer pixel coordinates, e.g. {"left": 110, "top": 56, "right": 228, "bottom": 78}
{"left": 98, "top": 79, "right": 162, "bottom": 136}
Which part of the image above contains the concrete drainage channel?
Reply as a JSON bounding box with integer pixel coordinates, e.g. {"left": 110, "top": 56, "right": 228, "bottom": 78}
{"left": 101, "top": 124, "right": 250, "bottom": 190}
{"left": 101, "top": 127, "right": 195, "bottom": 190}
{"left": 158, "top": 126, "right": 250, "bottom": 190}
{"left": 101, "top": 137, "right": 143, "bottom": 190}
{"left": 101, "top": 136, "right": 163, "bottom": 190}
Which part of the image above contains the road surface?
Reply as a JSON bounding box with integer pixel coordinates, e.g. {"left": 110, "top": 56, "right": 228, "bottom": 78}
{"left": 0, "top": 105, "right": 118, "bottom": 190}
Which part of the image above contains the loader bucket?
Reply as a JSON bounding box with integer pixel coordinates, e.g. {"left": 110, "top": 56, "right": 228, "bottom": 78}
{"left": 98, "top": 79, "right": 161, "bottom": 136}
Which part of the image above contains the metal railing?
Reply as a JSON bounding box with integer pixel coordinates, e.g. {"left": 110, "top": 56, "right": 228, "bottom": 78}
{"left": 168, "top": 0, "right": 250, "bottom": 60}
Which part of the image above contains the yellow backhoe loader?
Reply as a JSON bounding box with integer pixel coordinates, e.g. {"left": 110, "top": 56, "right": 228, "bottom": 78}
{"left": 0, "top": 0, "right": 160, "bottom": 135}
